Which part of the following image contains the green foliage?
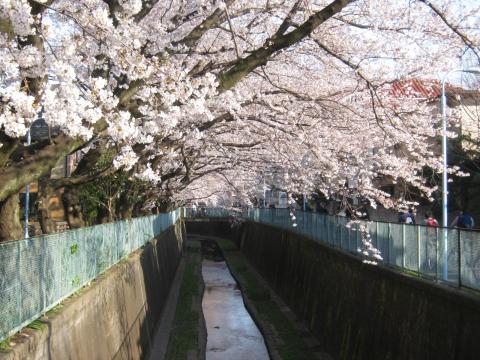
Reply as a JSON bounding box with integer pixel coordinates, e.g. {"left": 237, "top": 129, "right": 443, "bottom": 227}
{"left": 76, "top": 149, "right": 148, "bottom": 225}
{"left": 71, "top": 275, "right": 81, "bottom": 287}
{"left": 70, "top": 243, "right": 78, "bottom": 255}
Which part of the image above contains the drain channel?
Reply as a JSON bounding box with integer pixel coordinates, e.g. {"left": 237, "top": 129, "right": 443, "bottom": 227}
{"left": 201, "top": 240, "right": 269, "bottom": 360}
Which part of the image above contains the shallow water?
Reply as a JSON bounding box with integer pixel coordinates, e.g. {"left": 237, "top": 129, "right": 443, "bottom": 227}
{"left": 202, "top": 259, "right": 270, "bottom": 360}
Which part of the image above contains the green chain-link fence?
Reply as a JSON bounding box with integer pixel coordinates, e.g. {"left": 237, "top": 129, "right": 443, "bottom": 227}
{"left": 4, "top": 206, "right": 479, "bottom": 342}
{"left": 241, "top": 208, "right": 480, "bottom": 291}
{"left": 0, "top": 209, "right": 181, "bottom": 343}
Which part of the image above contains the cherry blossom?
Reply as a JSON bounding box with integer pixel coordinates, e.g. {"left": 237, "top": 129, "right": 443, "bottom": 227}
{"left": 0, "top": 0, "right": 478, "bottom": 215}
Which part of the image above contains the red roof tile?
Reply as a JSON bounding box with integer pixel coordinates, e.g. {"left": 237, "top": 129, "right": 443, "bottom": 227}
{"left": 388, "top": 78, "right": 477, "bottom": 100}
{"left": 389, "top": 79, "right": 441, "bottom": 99}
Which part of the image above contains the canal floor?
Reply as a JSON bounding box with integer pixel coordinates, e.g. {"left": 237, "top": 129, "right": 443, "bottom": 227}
{"left": 202, "top": 259, "right": 270, "bottom": 360}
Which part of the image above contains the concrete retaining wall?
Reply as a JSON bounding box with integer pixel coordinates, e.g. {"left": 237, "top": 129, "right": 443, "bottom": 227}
{"left": 185, "top": 218, "right": 237, "bottom": 242}
{"left": 188, "top": 219, "right": 480, "bottom": 360}
{"left": 0, "top": 221, "right": 185, "bottom": 360}
{"left": 241, "top": 221, "right": 480, "bottom": 360}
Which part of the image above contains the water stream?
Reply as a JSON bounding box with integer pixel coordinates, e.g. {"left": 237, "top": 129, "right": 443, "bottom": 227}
{"left": 201, "top": 241, "right": 270, "bottom": 360}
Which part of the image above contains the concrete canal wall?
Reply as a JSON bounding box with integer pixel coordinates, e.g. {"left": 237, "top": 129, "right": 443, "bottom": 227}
{"left": 187, "top": 219, "right": 480, "bottom": 360}
{"left": 0, "top": 222, "right": 185, "bottom": 360}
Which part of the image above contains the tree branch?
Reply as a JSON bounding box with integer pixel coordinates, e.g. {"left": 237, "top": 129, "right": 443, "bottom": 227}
{"left": 419, "top": 0, "right": 480, "bottom": 63}
{"left": 172, "top": 1, "right": 235, "bottom": 49}
{"left": 217, "top": 0, "right": 354, "bottom": 91}
{"left": 0, "top": 135, "right": 84, "bottom": 202}
{"left": 51, "top": 165, "right": 117, "bottom": 189}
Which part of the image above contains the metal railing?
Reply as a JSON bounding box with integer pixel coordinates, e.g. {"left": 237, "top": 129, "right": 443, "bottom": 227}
{"left": 184, "top": 207, "right": 237, "bottom": 218}
{"left": 240, "top": 208, "right": 480, "bottom": 291}
{"left": 0, "top": 209, "right": 182, "bottom": 343}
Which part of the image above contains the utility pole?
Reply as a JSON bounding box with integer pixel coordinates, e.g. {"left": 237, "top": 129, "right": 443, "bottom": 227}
{"left": 24, "top": 128, "right": 31, "bottom": 239}
{"left": 440, "top": 67, "right": 480, "bottom": 280}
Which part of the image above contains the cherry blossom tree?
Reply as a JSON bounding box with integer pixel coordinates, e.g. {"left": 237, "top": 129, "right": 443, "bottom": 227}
{"left": 0, "top": 0, "right": 479, "bottom": 239}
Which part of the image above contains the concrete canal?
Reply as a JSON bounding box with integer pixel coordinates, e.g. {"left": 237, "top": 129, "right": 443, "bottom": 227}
{"left": 201, "top": 240, "right": 270, "bottom": 360}
{"left": 3, "top": 220, "right": 479, "bottom": 360}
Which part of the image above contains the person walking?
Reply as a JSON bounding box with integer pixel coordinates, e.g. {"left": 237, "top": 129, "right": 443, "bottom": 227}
{"left": 451, "top": 210, "right": 475, "bottom": 229}
{"left": 399, "top": 208, "right": 416, "bottom": 225}
{"left": 424, "top": 213, "right": 439, "bottom": 227}
{"left": 191, "top": 203, "right": 197, "bottom": 217}
{"left": 424, "top": 212, "right": 438, "bottom": 272}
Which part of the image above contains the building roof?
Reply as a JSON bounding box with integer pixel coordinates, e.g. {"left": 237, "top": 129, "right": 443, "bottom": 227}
{"left": 389, "top": 79, "right": 441, "bottom": 99}
{"left": 388, "top": 78, "right": 479, "bottom": 102}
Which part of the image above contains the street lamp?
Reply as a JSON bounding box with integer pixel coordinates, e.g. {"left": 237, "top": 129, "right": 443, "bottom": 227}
{"left": 440, "top": 67, "right": 480, "bottom": 280}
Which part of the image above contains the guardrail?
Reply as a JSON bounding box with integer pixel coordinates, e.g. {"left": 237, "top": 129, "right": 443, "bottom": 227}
{"left": 242, "top": 208, "right": 480, "bottom": 291}
{"left": 0, "top": 209, "right": 181, "bottom": 343}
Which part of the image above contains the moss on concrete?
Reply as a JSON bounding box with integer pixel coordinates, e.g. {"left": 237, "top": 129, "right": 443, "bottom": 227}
{"left": 45, "top": 303, "right": 64, "bottom": 317}
{"left": 216, "top": 238, "right": 237, "bottom": 252}
{"left": 164, "top": 249, "right": 202, "bottom": 360}
{"left": 0, "top": 337, "right": 12, "bottom": 352}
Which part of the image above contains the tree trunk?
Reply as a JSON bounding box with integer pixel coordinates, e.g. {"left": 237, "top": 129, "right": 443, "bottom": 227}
{"left": 107, "top": 197, "right": 115, "bottom": 222}
{"left": 0, "top": 193, "right": 23, "bottom": 242}
{"left": 133, "top": 201, "right": 144, "bottom": 217}
{"left": 158, "top": 198, "right": 173, "bottom": 212}
{"left": 117, "top": 192, "right": 133, "bottom": 219}
{"left": 97, "top": 200, "right": 114, "bottom": 224}
{"left": 62, "top": 186, "right": 86, "bottom": 229}
{"left": 37, "top": 177, "right": 57, "bottom": 234}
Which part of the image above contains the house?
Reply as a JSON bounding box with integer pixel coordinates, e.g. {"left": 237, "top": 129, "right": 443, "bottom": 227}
{"left": 389, "top": 78, "right": 480, "bottom": 149}
{"left": 315, "top": 78, "right": 479, "bottom": 222}
{"left": 373, "top": 78, "right": 480, "bottom": 221}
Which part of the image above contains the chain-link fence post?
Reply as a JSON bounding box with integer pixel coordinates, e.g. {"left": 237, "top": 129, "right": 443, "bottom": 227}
{"left": 16, "top": 241, "right": 22, "bottom": 327}
{"left": 387, "top": 222, "right": 391, "bottom": 265}
{"left": 436, "top": 227, "right": 439, "bottom": 281}
{"left": 458, "top": 229, "right": 462, "bottom": 287}
{"left": 417, "top": 225, "right": 421, "bottom": 273}
{"left": 402, "top": 224, "right": 406, "bottom": 269}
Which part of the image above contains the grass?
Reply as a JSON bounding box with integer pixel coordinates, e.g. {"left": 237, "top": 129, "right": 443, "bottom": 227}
{"left": 403, "top": 269, "right": 422, "bottom": 277}
{"left": 165, "top": 257, "right": 200, "bottom": 360}
{"left": 216, "top": 238, "right": 237, "bottom": 251}
{"left": 0, "top": 336, "right": 12, "bottom": 352}
{"left": 45, "top": 302, "right": 64, "bottom": 317}
{"left": 27, "top": 320, "right": 47, "bottom": 331}
{"left": 217, "top": 238, "right": 313, "bottom": 360}
{"left": 0, "top": 314, "right": 50, "bottom": 352}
